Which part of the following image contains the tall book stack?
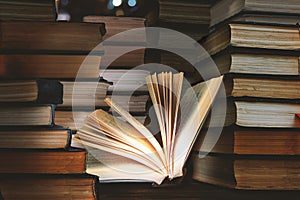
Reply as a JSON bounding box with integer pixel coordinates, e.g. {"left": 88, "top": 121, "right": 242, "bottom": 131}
{"left": 82, "top": 15, "right": 151, "bottom": 124}
{"left": 154, "top": 0, "right": 217, "bottom": 83}
{"left": 0, "top": 2, "right": 106, "bottom": 198}
{"left": 192, "top": 0, "right": 300, "bottom": 190}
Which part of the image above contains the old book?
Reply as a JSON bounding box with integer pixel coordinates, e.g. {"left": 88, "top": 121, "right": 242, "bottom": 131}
{"left": 201, "top": 23, "right": 300, "bottom": 55}
{"left": 101, "top": 48, "right": 145, "bottom": 68}
{"left": 0, "top": 0, "right": 56, "bottom": 21}
{"left": 223, "top": 12, "right": 300, "bottom": 26}
{"left": 0, "top": 126, "right": 71, "bottom": 149}
{"left": 210, "top": 99, "right": 300, "bottom": 128}
{"left": 56, "top": 110, "right": 147, "bottom": 131}
{"left": 0, "top": 174, "right": 98, "bottom": 199}
{"left": 0, "top": 54, "right": 101, "bottom": 79}
{"left": 211, "top": 49, "right": 300, "bottom": 75}
{"left": 0, "top": 104, "right": 54, "bottom": 126}
{"left": 234, "top": 101, "right": 300, "bottom": 128}
{"left": 55, "top": 110, "right": 92, "bottom": 131}
{"left": 158, "top": 0, "right": 211, "bottom": 24}
{"left": 100, "top": 69, "right": 149, "bottom": 92}
{"left": 193, "top": 154, "right": 300, "bottom": 190}
{"left": 83, "top": 15, "right": 146, "bottom": 41}
{"left": 73, "top": 72, "right": 223, "bottom": 184}
{"left": 224, "top": 75, "right": 300, "bottom": 99}
{"left": 0, "top": 21, "right": 104, "bottom": 52}
{"left": 0, "top": 149, "right": 86, "bottom": 174}
{"left": 0, "top": 79, "right": 62, "bottom": 104}
{"left": 156, "top": 22, "right": 209, "bottom": 42}
{"left": 58, "top": 80, "right": 109, "bottom": 107}
{"left": 210, "top": 0, "right": 300, "bottom": 27}
{"left": 106, "top": 95, "right": 149, "bottom": 113}
{"left": 194, "top": 127, "right": 300, "bottom": 155}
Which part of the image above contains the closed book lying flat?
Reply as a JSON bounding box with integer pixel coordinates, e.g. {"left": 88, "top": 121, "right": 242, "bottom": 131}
{"left": 211, "top": 49, "right": 300, "bottom": 75}
{"left": 102, "top": 48, "right": 145, "bottom": 68}
{"left": 55, "top": 110, "right": 92, "bottom": 131}
{"left": 0, "top": 79, "right": 62, "bottom": 104}
{"left": 0, "top": 21, "right": 104, "bottom": 52}
{"left": 210, "top": 99, "right": 300, "bottom": 128}
{"left": 0, "top": 54, "right": 101, "bottom": 79}
{"left": 224, "top": 12, "right": 300, "bottom": 26}
{"left": 56, "top": 110, "right": 147, "bottom": 131}
{"left": 100, "top": 69, "right": 149, "bottom": 92}
{"left": 224, "top": 75, "right": 300, "bottom": 99}
{"left": 59, "top": 80, "right": 109, "bottom": 107}
{"left": 0, "top": 104, "right": 54, "bottom": 126}
{"left": 0, "top": 149, "right": 86, "bottom": 174}
{"left": 0, "top": 0, "right": 56, "bottom": 21}
{"left": 83, "top": 15, "right": 146, "bottom": 42}
{"left": 193, "top": 154, "right": 300, "bottom": 190}
{"left": 194, "top": 127, "right": 300, "bottom": 155}
{"left": 0, "top": 126, "right": 71, "bottom": 149}
{"left": 210, "top": 0, "right": 300, "bottom": 27}
{"left": 159, "top": 0, "right": 211, "bottom": 24}
{"left": 0, "top": 174, "right": 98, "bottom": 200}
{"left": 201, "top": 23, "right": 300, "bottom": 55}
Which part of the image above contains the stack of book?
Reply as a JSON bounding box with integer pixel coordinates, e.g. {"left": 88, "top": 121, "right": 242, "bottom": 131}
{"left": 157, "top": 0, "right": 214, "bottom": 41}
{"left": 0, "top": 79, "right": 100, "bottom": 199}
{"left": 153, "top": 0, "right": 216, "bottom": 83}
{"left": 82, "top": 15, "right": 151, "bottom": 123}
{"left": 192, "top": 0, "right": 300, "bottom": 190}
{"left": 0, "top": 5, "right": 106, "bottom": 198}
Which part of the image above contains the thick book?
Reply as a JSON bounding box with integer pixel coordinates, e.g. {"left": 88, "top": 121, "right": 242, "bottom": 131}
{"left": 0, "top": 0, "right": 56, "bottom": 21}
{"left": 156, "top": 22, "right": 209, "bottom": 42}
{"left": 0, "top": 21, "right": 105, "bottom": 53}
{"left": 73, "top": 72, "right": 223, "bottom": 184}
{"left": 210, "top": 0, "right": 300, "bottom": 27}
{"left": 83, "top": 15, "right": 146, "bottom": 41}
{"left": 201, "top": 23, "right": 300, "bottom": 56}
{"left": 0, "top": 149, "right": 86, "bottom": 174}
{"left": 0, "top": 79, "right": 63, "bottom": 104}
{"left": 158, "top": 0, "right": 211, "bottom": 24}
{"left": 0, "top": 54, "right": 101, "bottom": 79}
{"left": 0, "top": 104, "right": 54, "bottom": 126}
{"left": 194, "top": 126, "right": 300, "bottom": 155}
{"left": 58, "top": 80, "right": 109, "bottom": 107}
{"left": 100, "top": 69, "right": 149, "bottom": 92}
{"left": 211, "top": 49, "right": 300, "bottom": 75}
{"left": 193, "top": 153, "right": 300, "bottom": 190}
{"left": 0, "top": 126, "right": 71, "bottom": 149}
{"left": 55, "top": 110, "right": 92, "bottom": 131}
{"left": 0, "top": 174, "right": 98, "bottom": 200}
{"left": 55, "top": 109, "right": 147, "bottom": 131}
{"left": 221, "top": 12, "right": 300, "bottom": 26}
{"left": 211, "top": 99, "right": 300, "bottom": 128}
{"left": 224, "top": 75, "right": 300, "bottom": 99}
{"left": 105, "top": 94, "right": 149, "bottom": 113}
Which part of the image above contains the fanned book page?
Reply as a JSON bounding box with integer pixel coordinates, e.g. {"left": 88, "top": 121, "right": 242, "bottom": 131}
{"left": 74, "top": 72, "right": 223, "bottom": 184}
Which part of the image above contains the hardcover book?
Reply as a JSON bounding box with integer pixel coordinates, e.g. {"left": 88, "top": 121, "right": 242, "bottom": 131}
{"left": 210, "top": 0, "right": 300, "bottom": 27}
{"left": 0, "top": 79, "right": 63, "bottom": 104}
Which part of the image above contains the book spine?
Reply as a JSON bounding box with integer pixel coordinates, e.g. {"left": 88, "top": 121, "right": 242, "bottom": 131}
{"left": 36, "top": 79, "right": 63, "bottom": 104}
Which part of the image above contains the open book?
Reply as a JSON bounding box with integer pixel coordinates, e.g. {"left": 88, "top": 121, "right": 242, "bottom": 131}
{"left": 73, "top": 72, "right": 223, "bottom": 184}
